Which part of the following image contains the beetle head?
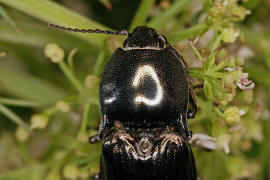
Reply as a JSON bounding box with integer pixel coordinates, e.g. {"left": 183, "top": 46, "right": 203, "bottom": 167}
{"left": 123, "top": 26, "right": 165, "bottom": 49}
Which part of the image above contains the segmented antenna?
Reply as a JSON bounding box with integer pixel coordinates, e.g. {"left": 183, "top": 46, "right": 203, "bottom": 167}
{"left": 48, "top": 24, "right": 129, "bottom": 36}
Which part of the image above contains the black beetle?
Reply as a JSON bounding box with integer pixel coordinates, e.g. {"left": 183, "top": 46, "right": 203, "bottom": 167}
{"left": 49, "top": 24, "right": 198, "bottom": 180}
{"left": 99, "top": 128, "right": 197, "bottom": 180}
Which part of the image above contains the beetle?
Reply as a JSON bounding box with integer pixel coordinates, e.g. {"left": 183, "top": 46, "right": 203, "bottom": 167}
{"left": 49, "top": 24, "right": 198, "bottom": 180}
{"left": 98, "top": 128, "right": 197, "bottom": 180}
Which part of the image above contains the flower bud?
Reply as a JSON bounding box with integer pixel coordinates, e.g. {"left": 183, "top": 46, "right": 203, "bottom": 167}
{"left": 44, "top": 43, "right": 65, "bottom": 63}
{"left": 56, "top": 101, "right": 70, "bottom": 113}
{"left": 15, "top": 126, "right": 30, "bottom": 142}
{"left": 224, "top": 106, "right": 241, "bottom": 124}
{"left": 84, "top": 75, "right": 99, "bottom": 89}
{"left": 231, "top": 6, "right": 247, "bottom": 21}
{"left": 236, "top": 57, "right": 245, "bottom": 66}
{"left": 30, "top": 114, "right": 49, "bottom": 129}
{"left": 223, "top": 73, "right": 235, "bottom": 88}
{"left": 63, "top": 165, "right": 79, "bottom": 180}
{"left": 221, "top": 27, "right": 239, "bottom": 43}
{"left": 210, "top": 4, "right": 225, "bottom": 17}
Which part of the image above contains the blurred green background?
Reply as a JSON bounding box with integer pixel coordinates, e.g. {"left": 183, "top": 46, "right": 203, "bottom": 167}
{"left": 0, "top": 0, "right": 269, "bottom": 179}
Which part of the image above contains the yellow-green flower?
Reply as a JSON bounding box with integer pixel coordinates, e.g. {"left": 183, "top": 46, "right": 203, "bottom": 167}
{"left": 224, "top": 106, "right": 241, "bottom": 124}
{"left": 30, "top": 114, "right": 49, "bottom": 129}
{"left": 63, "top": 165, "right": 79, "bottom": 180}
{"left": 56, "top": 100, "right": 70, "bottom": 113}
{"left": 44, "top": 43, "right": 65, "bottom": 63}
{"left": 15, "top": 126, "right": 30, "bottom": 142}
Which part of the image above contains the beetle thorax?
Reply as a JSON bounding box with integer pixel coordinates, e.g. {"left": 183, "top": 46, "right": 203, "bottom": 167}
{"left": 123, "top": 26, "right": 164, "bottom": 50}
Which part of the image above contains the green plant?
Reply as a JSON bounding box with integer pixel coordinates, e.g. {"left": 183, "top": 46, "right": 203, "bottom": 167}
{"left": 0, "top": 0, "right": 269, "bottom": 179}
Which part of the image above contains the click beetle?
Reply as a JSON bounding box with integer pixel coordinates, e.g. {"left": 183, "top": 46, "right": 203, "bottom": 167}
{"left": 49, "top": 24, "right": 198, "bottom": 180}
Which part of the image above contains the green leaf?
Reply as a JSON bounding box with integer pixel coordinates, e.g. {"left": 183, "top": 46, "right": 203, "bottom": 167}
{"left": 169, "top": 23, "right": 209, "bottom": 43}
{"left": 0, "top": 97, "right": 45, "bottom": 107}
{"left": 189, "top": 41, "right": 204, "bottom": 62}
{"left": 205, "top": 53, "right": 216, "bottom": 71}
{"left": 204, "top": 78, "right": 214, "bottom": 100}
{"left": 147, "top": 0, "right": 193, "bottom": 29}
{"left": 0, "top": 0, "right": 108, "bottom": 47}
{"left": 0, "top": 66, "right": 67, "bottom": 103}
{"left": 0, "top": 4, "right": 20, "bottom": 32}
{"left": 0, "top": 21, "right": 96, "bottom": 53}
{"left": 190, "top": 68, "right": 205, "bottom": 79}
{"left": 206, "top": 76, "right": 225, "bottom": 99}
{"left": 58, "top": 61, "right": 84, "bottom": 93}
{"left": 129, "top": 0, "right": 155, "bottom": 31}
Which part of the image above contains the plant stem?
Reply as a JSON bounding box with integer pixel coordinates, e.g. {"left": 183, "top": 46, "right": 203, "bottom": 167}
{"left": 68, "top": 48, "right": 78, "bottom": 73}
{"left": 129, "top": 0, "right": 155, "bottom": 31}
{"left": 93, "top": 50, "right": 106, "bottom": 76}
{"left": 189, "top": 41, "right": 204, "bottom": 62}
{"left": 80, "top": 101, "right": 91, "bottom": 132}
{"left": 0, "top": 4, "right": 20, "bottom": 32}
{"left": 0, "top": 97, "right": 45, "bottom": 107}
{"left": 0, "top": 104, "right": 30, "bottom": 130}
{"left": 19, "top": 143, "right": 34, "bottom": 165}
{"left": 58, "top": 61, "right": 84, "bottom": 93}
{"left": 147, "top": 0, "right": 193, "bottom": 29}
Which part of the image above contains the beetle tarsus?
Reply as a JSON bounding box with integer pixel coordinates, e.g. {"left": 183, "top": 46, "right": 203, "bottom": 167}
{"left": 178, "top": 114, "right": 192, "bottom": 140}
{"left": 187, "top": 111, "right": 196, "bottom": 119}
{"left": 91, "top": 173, "right": 100, "bottom": 180}
{"left": 89, "top": 134, "right": 101, "bottom": 144}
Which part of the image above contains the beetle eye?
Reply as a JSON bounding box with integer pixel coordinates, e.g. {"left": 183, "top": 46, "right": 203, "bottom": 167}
{"left": 158, "top": 34, "right": 171, "bottom": 47}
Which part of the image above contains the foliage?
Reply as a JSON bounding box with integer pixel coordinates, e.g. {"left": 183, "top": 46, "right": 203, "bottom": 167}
{"left": 0, "top": 0, "right": 269, "bottom": 179}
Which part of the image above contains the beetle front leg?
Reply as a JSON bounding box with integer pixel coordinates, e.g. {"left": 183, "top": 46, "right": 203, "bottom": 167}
{"left": 187, "top": 87, "right": 198, "bottom": 119}
{"left": 89, "top": 115, "right": 112, "bottom": 144}
{"left": 177, "top": 113, "right": 192, "bottom": 140}
{"left": 89, "top": 134, "right": 100, "bottom": 144}
{"left": 91, "top": 173, "right": 100, "bottom": 180}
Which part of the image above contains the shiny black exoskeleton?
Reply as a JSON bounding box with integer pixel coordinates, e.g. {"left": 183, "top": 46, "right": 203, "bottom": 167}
{"left": 100, "top": 128, "right": 197, "bottom": 180}
{"left": 98, "top": 26, "right": 197, "bottom": 140}
{"left": 48, "top": 24, "right": 197, "bottom": 180}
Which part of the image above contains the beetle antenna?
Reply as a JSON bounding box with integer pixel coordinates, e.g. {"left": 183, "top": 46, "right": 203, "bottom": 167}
{"left": 159, "top": 34, "right": 171, "bottom": 47}
{"left": 48, "top": 24, "right": 129, "bottom": 36}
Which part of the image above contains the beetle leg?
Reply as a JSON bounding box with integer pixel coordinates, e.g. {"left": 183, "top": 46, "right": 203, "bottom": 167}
{"left": 89, "top": 115, "right": 108, "bottom": 143}
{"left": 97, "top": 115, "right": 113, "bottom": 140}
{"left": 91, "top": 173, "right": 100, "bottom": 180}
{"left": 89, "top": 134, "right": 100, "bottom": 144}
{"left": 188, "top": 87, "right": 197, "bottom": 119}
{"left": 178, "top": 114, "right": 192, "bottom": 140}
